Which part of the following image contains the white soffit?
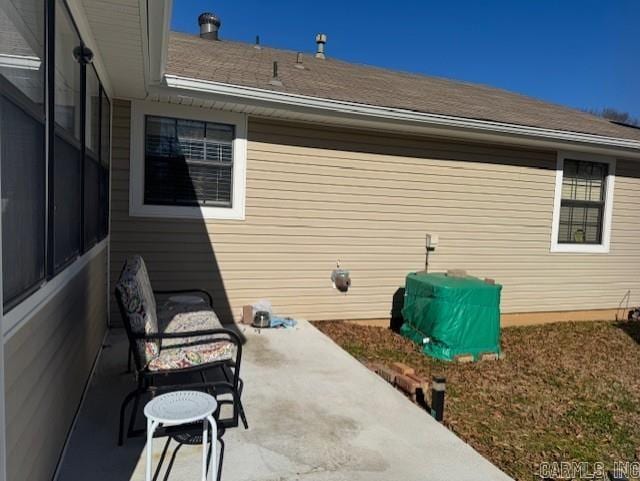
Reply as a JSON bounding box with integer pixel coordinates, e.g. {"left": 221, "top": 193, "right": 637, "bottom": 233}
{"left": 79, "top": 0, "right": 147, "bottom": 98}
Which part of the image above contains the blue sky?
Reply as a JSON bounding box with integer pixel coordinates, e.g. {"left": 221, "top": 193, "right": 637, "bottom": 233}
{"left": 172, "top": 1, "right": 640, "bottom": 118}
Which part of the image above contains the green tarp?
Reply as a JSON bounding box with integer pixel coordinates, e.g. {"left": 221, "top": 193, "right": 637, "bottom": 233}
{"left": 400, "top": 272, "right": 502, "bottom": 362}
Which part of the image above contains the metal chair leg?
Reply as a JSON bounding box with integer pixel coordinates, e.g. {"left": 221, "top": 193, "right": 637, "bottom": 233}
{"left": 238, "top": 400, "right": 249, "bottom": 430}
{"left": 220, "top": 365, "right": 248, "bottom": 429}
{"left": 127, "top": 389, "right": 142, "bottom": 438}
{"left": 119, "top": 388, "right": 139, "bottom": 446}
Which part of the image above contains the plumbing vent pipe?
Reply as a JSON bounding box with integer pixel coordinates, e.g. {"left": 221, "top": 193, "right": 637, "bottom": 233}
{"left": 269, "top": 61, "right": 283, "bottom": 86}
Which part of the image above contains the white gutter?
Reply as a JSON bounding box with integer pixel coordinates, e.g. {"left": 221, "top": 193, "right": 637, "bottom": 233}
{"left": 164, "top": 74, "right": 640, "bottom": 154}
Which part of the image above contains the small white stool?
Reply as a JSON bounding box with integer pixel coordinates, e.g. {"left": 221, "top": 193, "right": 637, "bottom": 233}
{"left": 143, "top": 391, "right": 218, "bottom": 481}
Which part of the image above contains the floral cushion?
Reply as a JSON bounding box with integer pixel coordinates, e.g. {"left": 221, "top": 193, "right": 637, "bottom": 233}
{"left": 122, "top": 256, "right": 157, "bottom": 315}
{"left": 115, "top": 256, "right": 160, "bottom": 366}
{"left": 148, "top": 340, "right": 236, "bottom": 372}
{"left": 158, "top": 302, "right": 223, "bottom": 335}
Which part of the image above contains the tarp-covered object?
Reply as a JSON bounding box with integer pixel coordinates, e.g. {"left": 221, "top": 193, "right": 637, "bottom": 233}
{"left": 400, "top": 272, "right": 502, "bottom": 361}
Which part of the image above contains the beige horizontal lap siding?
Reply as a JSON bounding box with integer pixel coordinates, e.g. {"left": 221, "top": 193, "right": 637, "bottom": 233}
{"left": 110, "top": 99, "right": 640, "bottom": 324}
{"left": 4, "top": 247, "right": 108, "bottom": 481}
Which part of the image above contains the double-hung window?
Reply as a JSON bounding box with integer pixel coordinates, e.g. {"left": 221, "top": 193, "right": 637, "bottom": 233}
{"left": 130, "top": 102, "right": 247, "bottom": 220}
{"left": 551, "top": 153, "right": 615, "bottom": 253}
{"left": 144, "top": 116, "right": 234, "bottom": 207}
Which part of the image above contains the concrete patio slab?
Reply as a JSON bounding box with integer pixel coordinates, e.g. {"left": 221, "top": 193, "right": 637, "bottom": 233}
{"left": 56, "top": 321, "right": 512, "bottom": 481}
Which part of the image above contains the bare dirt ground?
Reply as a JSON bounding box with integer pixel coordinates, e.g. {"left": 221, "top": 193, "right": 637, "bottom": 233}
{"left": 313, "top": 320, "right": 640, "bottom": 481}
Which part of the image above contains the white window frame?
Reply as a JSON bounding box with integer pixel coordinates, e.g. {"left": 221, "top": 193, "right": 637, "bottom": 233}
{"left": 550, "top": 151, "right": 616, "bottom": 253}
{"left": 130, "top": 100, "right": 248, "bottom": 220}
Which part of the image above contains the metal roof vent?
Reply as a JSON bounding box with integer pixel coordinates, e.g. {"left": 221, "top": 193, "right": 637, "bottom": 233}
{"left": 315, "top": 33, "right": 327, "bottom": 59}
{"left": 198, "top": 12, "right": 221, "bottom": 40}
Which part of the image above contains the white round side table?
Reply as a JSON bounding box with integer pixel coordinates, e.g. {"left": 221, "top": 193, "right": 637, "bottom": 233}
{"left": 143, "top": 391, "right": 218, "bottom": 481}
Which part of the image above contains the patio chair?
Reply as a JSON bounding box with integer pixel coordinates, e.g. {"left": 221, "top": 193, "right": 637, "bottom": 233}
{"left": 115, "top": 255, "right": 248, "bottom": 446}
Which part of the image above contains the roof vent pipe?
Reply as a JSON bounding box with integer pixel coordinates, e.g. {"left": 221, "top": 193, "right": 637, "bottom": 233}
{"left": 198, "top": 12, "right": 221, "bottom": 40}
{"left": 269, "top": 61, "right": 283, "bottom": 86}
{"left": 315, "top": 33, "right": 327, "bottom": 59}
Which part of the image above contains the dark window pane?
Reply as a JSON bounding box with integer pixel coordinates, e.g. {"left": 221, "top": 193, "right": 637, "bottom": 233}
{"left": 561, "top": 159, "right": 607, "bottom": 202}
{"left": 558, "top": 158, "right": 607, "bottom": 244}
{"left": 53, "top": 133, "right": 81, "bottom": 270}
{"left": 1, "top": 96, "right": 45, "bottom": 309}
{"left": 0, "top": 0, "right": 45, "bottom": 110}
{"left": 98, "top": 165, "right": 109, "bottom": 240}
{"left": 144, "top": 115, "right": 234, "bottom": 207}
{"left": 54, "top": 0, "right": 81, "bottom": 139}
{"left": 100, "top": 89, "right": 110, "bottom": 167}
{"left": 99, "top": 89, "right": 110, "bottom": 240}
{"left": 83, "top": 155, "right": 100, "bottom": 248}
{"left": 85, "top": 65, "right": 100, "bottom": 156}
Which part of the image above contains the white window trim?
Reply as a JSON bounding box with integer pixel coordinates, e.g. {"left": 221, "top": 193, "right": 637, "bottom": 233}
{"left": 130, "top": 100, "right": 248, "bottom": 220}
{"left": 550, "top": 151, "right": 616, "bottom": 253}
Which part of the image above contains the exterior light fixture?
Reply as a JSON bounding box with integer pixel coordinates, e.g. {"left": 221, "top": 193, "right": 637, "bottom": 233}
{"left": 73, "top": 45, "right": 94, "bottom": 64}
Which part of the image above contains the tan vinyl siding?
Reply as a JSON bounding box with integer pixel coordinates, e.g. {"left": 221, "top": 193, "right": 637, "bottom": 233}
{"left": 110, "top": 99, "right": 640, "bottom": 324}
{"left": 4, "top": 247, "right": 108, "bottom": 481}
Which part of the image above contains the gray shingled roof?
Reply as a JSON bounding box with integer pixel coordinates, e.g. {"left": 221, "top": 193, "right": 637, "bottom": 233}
{"left": 167, "top": 32, "right": 640, "bottom": 143}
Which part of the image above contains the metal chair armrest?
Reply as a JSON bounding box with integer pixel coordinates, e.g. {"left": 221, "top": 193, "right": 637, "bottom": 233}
{"left": 134, "top": 328, "right": 241, "bottom": 346}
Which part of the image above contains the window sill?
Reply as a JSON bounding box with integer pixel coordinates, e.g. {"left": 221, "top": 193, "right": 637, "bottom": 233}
{"left": 130, "top": 203, "right": 245, "bottom": 220}
{"left": 550, "top": 243, "right": 610, "bottom": 254}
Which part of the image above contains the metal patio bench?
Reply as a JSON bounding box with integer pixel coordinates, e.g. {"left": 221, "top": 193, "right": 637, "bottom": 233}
{"left": 115, "top": 255, "right": 248, "bottom": 445}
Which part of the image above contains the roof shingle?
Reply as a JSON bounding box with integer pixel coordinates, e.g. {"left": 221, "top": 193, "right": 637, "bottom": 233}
{"left": 167, "top": 32, "right": 640, "bottom": 143}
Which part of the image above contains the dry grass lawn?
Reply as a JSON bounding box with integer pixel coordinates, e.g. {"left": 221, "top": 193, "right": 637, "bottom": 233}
{"left": 313, "top": 320, "right": 640, "bottom": 481}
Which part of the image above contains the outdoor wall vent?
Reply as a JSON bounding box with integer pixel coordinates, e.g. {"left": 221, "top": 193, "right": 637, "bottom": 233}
{"left": 198, "top": 12, "right": 221, "bottom": 40}
{"left": 315, "top": 33, "right": 327, "bottom": 59}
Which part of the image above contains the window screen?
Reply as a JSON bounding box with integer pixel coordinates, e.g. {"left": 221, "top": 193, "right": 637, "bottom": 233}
{"left": 144, "top": 115, "right": 234, "bottom": 207}
{"left": 0, "top": 0, "right": 45, "bottom": 109}
{"left": 85, "top": 65, "right": 100, "bottom": 157}
{"left": 83, "top": 155, "right": 100, "bottom": 249}
{"left": 0, "top": 0, "right": 113, "bottom": 312}
{"left": 0, "top": 0, "right": 46, "bottom": 311}
{"left": 558, "top": 159, "right": 608, "bottom": 244}
{"left": 99, "top": 89, "right": 111, "bottom": 240}
{"left": 1, "top": 96, "right": 46, "bottom": 310}
{"left": 52, "top": 0, "right": 82, "bottom": 271}
{"left": 83, "top": 66, "right": 101, "bottom": 250}
{"left": 53, "top": 134, "right": 81, "bottom": 270}
{"left": 54, "top": 0, "right": 81, "bottom": 140}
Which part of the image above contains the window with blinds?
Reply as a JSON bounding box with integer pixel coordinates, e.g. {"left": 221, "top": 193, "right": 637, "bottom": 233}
{"left": 144, "top": 115, "right": 234, "bottom": 207}
{"left": 558, "top": 159, "right": 608, "bottom": 244}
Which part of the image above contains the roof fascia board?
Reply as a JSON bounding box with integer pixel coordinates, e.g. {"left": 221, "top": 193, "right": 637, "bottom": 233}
{"left": 145, "top": 0, "right": 172, "bottom": 86}
{"left": 138, "top": 0, "right": 149, "bottom": 90}
{"left": 65, "top": 0, "right": 114, "bottom": 98}
{"left": 163, "top": 74, "right": 640, "bottom": 157}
